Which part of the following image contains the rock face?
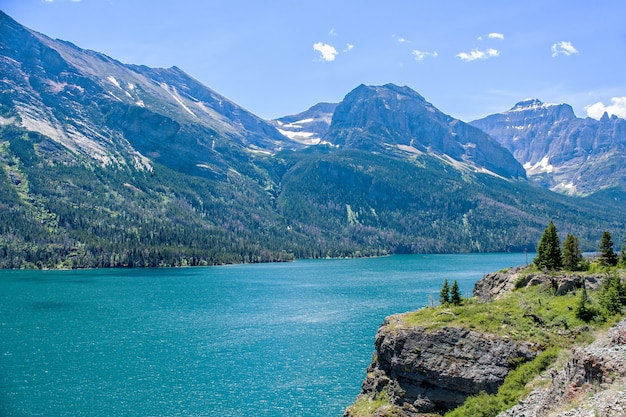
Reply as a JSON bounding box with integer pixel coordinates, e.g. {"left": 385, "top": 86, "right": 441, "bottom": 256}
{"left": 470, "top": 99, "right": 626, "bottom": 195}
{"left": 473, "top": 266, "right": 604, "bottom": 302}
{"left": 0, "top": 10, "right": 292, "bottom": 177}
{"left": 326, "top": 84, "right": 526, "bottom": 179}
{"left": 498, "top": 318, "right": 626, "bottom": 417}
{"left": 271, "top": 102, "right": 337, "bottom": 145}
{"left": 352, "top": 313, "right": 540, "bottom": 416}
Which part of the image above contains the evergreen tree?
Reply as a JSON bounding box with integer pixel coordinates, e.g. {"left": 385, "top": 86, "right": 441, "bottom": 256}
{"left": 450, "top": 280, "right": 462, "bottom": 306}
{"left": 439, "top": 279, "right": 450, "bottom": 305}
{"left": 534, "top": 221, "right": 562, "bottom": 270}
{"left": 598, "top": 231, "right": 618, "bottom": 267}
{"left": 598, "top": 274, "right": 626, "bottom": 316}
{"left": 575, "top": 280, "right": 594, "bottom": 322}
{"left": 562, "top": 233, "right": 582, "bottom": 271}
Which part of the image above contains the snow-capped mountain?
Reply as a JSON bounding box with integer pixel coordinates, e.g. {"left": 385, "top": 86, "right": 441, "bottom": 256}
{"left": 470, "top": 99, "right": 626, "bottom": 194}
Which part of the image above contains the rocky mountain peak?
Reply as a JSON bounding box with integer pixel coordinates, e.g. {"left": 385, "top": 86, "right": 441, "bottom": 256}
{"left": 325, "top": 83, "right": 526, "bottom": 179}
{"left": 470, "top": 99, "right": 626, "bottom": 195}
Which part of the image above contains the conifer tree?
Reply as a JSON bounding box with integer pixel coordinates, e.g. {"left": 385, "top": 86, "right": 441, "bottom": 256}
{"left": 534, "top": 221, "right": 562, "bottom": 270}
{"left": 450, "top": 280, "right": 462, "bottom": 306}
{"left": 598, "top": 231, "right": 618, "bottom": 267}
{"left": 562, "top": 233, "right": 582, "bottom": 271}
{"left": 439, "top": 279, "right": 450, "bottom": 305}
{"left": 575, "top": 280, "right": 594, "bottom": 322}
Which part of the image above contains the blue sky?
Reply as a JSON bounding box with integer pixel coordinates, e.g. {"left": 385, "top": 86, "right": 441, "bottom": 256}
{"left": 2, "top": 0, "right": 626, "bottom": 122}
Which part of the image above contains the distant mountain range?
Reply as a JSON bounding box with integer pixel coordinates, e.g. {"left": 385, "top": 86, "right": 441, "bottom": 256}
{"left": 0, "top": 10, "right": 624, "bottom": 268}
{"left": 470, "top": 99, "right": 626, "bottom": 195}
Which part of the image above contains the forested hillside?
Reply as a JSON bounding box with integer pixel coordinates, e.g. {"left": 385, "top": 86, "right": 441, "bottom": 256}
{"left": 2, "top": 121, "right": 623, "bottom": 268}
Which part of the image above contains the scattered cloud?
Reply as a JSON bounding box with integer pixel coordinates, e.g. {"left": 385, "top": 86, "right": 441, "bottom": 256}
{"left": 551, "top": 41, "right": 578, "bottom": 57}
{"left": 412, "top": 50, "right": 438, "bottom": 61}
{"left": 488, "top": 32, "right": 505, "bottom": 40}
{"left": 392, "top": 34, "right": 409, "bottom": 43}
{"left": 313, "top": 42, "right": 338, "bottom": 62}
{"left": 585, "top": 97, "right": 626, "bottom": 120}
{"left": 456, "top": 48, "right": 500, "bottom": 62}
{"left": 344, "top": 43, "right": 354, "bottom": 52}
{"left": 329, "top": 28, "right": 337, "bottom": 36}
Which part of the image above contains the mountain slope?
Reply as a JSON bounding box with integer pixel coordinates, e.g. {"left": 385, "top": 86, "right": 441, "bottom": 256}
{"left": 271, "top": 102, "right": 337, "bottom": 145}
{"left": 0, "top": 11, "right": 624, "bottom": 269}
{"left": 470, "top": 99, "right": 626, "bottom": 194}
{"left": 325, "top": 84, "right": 526, "bottom": 179}
{"left": 0, "top": 10, "right": 293, "bottom": 179}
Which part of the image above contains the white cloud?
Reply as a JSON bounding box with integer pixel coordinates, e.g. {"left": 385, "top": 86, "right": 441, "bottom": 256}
{"left": 456, "top": 48, "right": 499, "bottom": 62}
{"left": 392, "top": 34, "right": 409, "bottom": 43}
{"left": 585, "top": 97, "right": 626, "bottom": 120}
{"left": 344, "top": 43, "right": 354, "bottom": 52}
{"left": 313, "top": 42, "right": 338, "bottom": 62}
{"left": 488, "top": 32, "right": 505, "bottom": 40}
{"left": 551, "top": 41, "right": 578, "bottom": 57}
{"left": 329, "top": 28, "right": 337, "bottom": 36}
{"left": 412, "top": 50, "right": 438, "bottom": 61}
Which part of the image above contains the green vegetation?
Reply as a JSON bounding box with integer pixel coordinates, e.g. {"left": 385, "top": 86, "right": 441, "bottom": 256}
{"left": 439, "top": 279, "right": 450, "bottom": 304}
{"left": 439, "top": 279, "right": 462, "bottom": 306}
{"left": 599, "top": 231, "right": 618, "bottom": 267}
{"left": 345, "top": 390, "right": 402, "bottom": 417}
{"left": 450, "top": 280, "right": 462, "bottom": 306}
{"left": 348, "top": 221, "right": 625, "bottom": 417}
{"left": 534, "top": 221, "right": 562, "bottom": 270}
{"left": 404, "top": 284, "right": 597, "bottom": 347}
{"left": 562, "top": 233, "right": 583, "bottom": 271}
{"left": 1, "top": 123, "right": 624, "bottom": 269}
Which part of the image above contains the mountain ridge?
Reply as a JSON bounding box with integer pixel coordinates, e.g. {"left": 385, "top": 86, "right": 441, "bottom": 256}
{"left": 0, "top": 10, "right": 624, "bottom": 269}
{"left": 325, "top": 83, "right": 526, "bottom": 179}
{"left": 470, "top": 99, "right": 626, "bottom": 195}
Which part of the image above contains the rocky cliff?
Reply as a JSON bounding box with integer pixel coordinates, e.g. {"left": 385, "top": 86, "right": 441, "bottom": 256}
{"left": 346, "top": 267, "right": 626, "bottom": 417}
{"left": 473, "top": 266, "right": 604, "bottom": 301}
{"left": 498, "top": 318, "right": 626, "bottom": 417}
{"left": 350, "top": 314, "right": 540, "bottom": 416}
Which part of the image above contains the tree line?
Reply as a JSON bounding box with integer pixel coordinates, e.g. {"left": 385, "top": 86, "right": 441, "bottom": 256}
{"left": 437, "top": 221, "right": 626, "bottom": 308}
{"left": 534, "top": 220, "right": 625, "bottom": 271}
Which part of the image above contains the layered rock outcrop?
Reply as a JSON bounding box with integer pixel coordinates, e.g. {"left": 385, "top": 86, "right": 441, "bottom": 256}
{"left": 346, "top": 267, "right": 625, "bottom": 417}
{"left": 349, "top": 313, "right": 541, "bottom": 416}
{"left": 473, "top": 266, "right": 604, "bottom": 302}
{"left": 498, "top": 318, "right": 626, "bottom": 417}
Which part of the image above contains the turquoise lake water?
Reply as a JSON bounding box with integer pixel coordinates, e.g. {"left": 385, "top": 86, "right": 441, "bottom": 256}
{"left": 0, "top": 253, "right": 529, "bottom": 416}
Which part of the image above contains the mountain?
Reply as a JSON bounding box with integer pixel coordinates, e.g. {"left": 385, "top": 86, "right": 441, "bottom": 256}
{"left": 470, "top": 99, "right": 626, "bottom": 195}
{"left": 324, "top": 84, "right": 527, "bottom": 179}
{"left": 0, "top": 11, "right": 624, "bottom": 269}
{"left": 271, "top": 102, "right": 337, "bottom": 145}
{"left": 0, "top": 9, "right": 294, "bottom": 179}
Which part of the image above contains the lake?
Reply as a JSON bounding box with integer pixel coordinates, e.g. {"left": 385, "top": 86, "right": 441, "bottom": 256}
{"left": 0, "top": 253, "right": 529, "bottom": 416}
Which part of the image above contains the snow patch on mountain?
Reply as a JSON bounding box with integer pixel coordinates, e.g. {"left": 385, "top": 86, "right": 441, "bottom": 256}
{"left": 160, "top": 83, "right": 197, "bottom": 118}
{"left": 523, "top": 155, "right": 554, "bottom": 174}
{"left": 508, "top": 99, "right": 559, "bottom": 113}
{"left": 107, "top": 75, "right": 121, "bottom": 89}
